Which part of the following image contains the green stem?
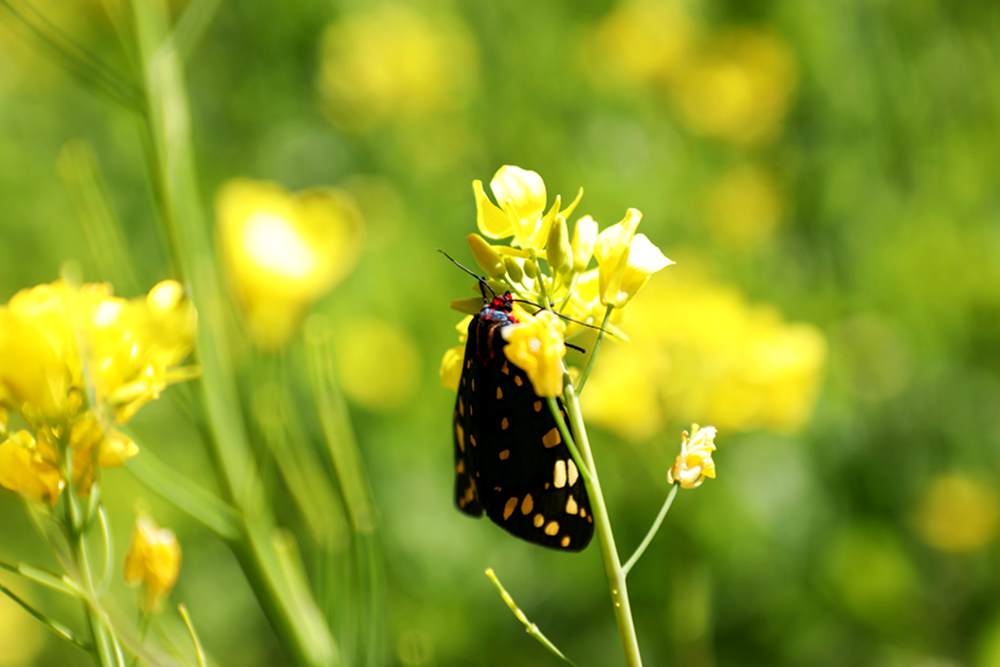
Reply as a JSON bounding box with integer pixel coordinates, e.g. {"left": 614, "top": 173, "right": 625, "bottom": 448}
{"left": 0, "top": 582, "right": 91, "bottom": 652}
{"left": 125, "top": 3, "right": 339, "bottom": 664}
{"left": 622, "top": 484, "right": 679, "bottom": 576}
{"left": 576, "top": 305, "right": 613, "bottom": 394}
{"left": 178, "top": 604, "right": 208, "bottom": 667}
{"left": 484, "top": 568, "right": 576, "bottom": 665}
{"left": 62, "top": 459, "right": 119, "bottom": 667}
{"left": 562, "top": 382, "right": 643, "bottom": 667}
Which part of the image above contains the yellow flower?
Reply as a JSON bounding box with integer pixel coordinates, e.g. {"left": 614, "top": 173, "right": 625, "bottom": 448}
{"left": 915, "top": 474, "right": 999, "bottom": 554}
{"left": 0, "top": 279, "right": 195, "bottom": 496}
{"left": 583, "top": 270, "right": 826, "bottom": 440}
{"left": 63, "top": 413, "right": 139, "bottom": 493}
{"left": 440, "top": 316, "right": 473, "bottom": 391}
{"left": 0, "top": 430, "right": 63, "bottom": 505}
{"left": 317, "top": 4, "right": 478, "bottom": 131}
{"left": 217, "top": 178, "right": 363, "bottom": 349}
{"left": 473, "top": 165, "right": 583, "bottom": 251}
{"left": 502, "top": 310, "right": 566, "bottom": 397}
{"left": 670, "top": 29, "right": 797, "bottom": 145}
{"left": 124, "top": 515, "right": 181, "bottom": 613}
{"left": 667, "top": 424, "right": 718, "bottom": 489}
{"left": 594, "top": 208, "right": 674, "bottom": 307}
{"left": 579, "top": 0, "right": 694, "bottom": 88}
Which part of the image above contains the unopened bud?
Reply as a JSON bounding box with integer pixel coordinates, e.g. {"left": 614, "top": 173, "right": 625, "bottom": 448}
{"left": 466, "top": 233, "right": 505, "bottom": 279}
{"left": 522, "top": 258, "right": 539, "bottom": 279}
{"left": 546, "top": 216, "right": 572, "bottom": 275}
{"left": 503, "top": 257, "right": 524, "bottom": 283}
{"left": 572, "top": 215, "right": 598, "bottom": 271}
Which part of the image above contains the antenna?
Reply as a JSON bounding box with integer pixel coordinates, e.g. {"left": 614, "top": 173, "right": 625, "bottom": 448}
{"left": 511, "top": 298, "right": 618, "bottom": 338}
{"left": 438, "top": 249, "right": 495, "bottom": 298}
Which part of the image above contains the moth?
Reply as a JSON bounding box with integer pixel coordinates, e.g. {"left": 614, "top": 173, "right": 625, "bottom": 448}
{"left": 452, "top": 290, "right": 594, "bottom": 551}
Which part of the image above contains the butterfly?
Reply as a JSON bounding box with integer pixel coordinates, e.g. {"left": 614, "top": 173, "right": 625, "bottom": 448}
{"left": 452, "top": 290, "right": 594, "bottom": 551}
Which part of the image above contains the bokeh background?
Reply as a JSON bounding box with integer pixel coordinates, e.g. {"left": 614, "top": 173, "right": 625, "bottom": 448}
{"left": 1, "top": 0, "right": 999, "bottom": 665}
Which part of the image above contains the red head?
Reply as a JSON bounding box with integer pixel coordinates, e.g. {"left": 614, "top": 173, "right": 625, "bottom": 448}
{"left": 488, "top": 292, "right": 514, "bottom": 312}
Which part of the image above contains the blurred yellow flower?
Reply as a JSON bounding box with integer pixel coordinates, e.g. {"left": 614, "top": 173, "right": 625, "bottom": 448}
{"left": 667, "top": 424, "right": 718, "bottom": 489}
{"left": 594, "top": 208, "right": 674, "bottom": 307}
{"left": 670, "top": 29, "right": 797, "bottom": 145}
{"left": 217, "top": 178, "right": 363, "bottom": 349}
{"left": 584, "top": 270, "right": 826, "bottom": 440}
{"left": 703, "top": 164, "right": 784, "bottom": 249}
{"left": 124, "top": 515, "right": 181, "bottom": 613}
{"left": 915, "top": 474, "right": 999, "bottom": 554}
{"left": 334, "top": 317, "right": 421, "bottom": 411}
{"left": 0, "top": 279, "right": 195, "bottom": 499}
{"left": 317, "top": 4, "right": 477, "bottom": 131}
{"left": 440, "top": 316, "right": 473, "bottom": 391}
{"left": 0, "top": 430, "right": 63, "bottom": 505}
{"left": 579, "top": 0, "right": 694, "bottom": 88}
{"left": 502, "top": 310, "right": 566, "bottom": 397}
{"left": 474, "top": 165, "right": 583, "bottom": 251}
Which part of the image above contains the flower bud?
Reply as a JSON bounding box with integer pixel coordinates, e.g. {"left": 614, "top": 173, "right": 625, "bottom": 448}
{"left": 503, "top": 257, "right": 524, "bottom": 283}
{"left": 546, "top": 216, "right": 572, "bottom": 275}
{"left": 522, "top": 258, "right": 539, "bottom": 279}
{"left": 466, "top": 233, "right": 506, "bottom": 279}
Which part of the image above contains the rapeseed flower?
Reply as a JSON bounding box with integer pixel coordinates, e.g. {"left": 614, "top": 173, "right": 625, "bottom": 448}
{"left": 217, "top": 178, "right": 363, "bottom": 349}
{"left": 667, "top": 424, "right": 718, "bottom": 489}
{"left": 502, "top": 310, "right": 567, "bottom": 398}
{"left": 594, "top": 208, "right": 674, "bottom": 307}
{"left": 124, "top": 514, "right": 181, "bottom": 612}
{"left": 0, "top": 279, "right": 195, "bottom": 501}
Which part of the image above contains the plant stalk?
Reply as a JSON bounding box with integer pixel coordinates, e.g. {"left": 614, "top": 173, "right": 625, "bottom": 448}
{"left": 562, "top": 382, "right": 643, "bottom": 667}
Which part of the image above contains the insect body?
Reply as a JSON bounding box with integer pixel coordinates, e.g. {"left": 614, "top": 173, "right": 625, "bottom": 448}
{"left": 453, "top": 292, "right": 594, "bottom": 551}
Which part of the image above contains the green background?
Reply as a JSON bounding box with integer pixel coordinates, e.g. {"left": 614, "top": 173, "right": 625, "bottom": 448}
{"left": 0, "top": 1, "right": 998, "bottom": 665}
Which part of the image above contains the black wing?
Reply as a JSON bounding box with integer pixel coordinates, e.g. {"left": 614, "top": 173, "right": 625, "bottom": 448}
{"left": 453, "top": 312, "right": 594, "bottom": 551}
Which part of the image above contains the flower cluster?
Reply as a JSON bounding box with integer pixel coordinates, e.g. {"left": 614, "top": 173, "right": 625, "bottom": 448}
{"left": 0, "top": 280, "right": 196, "bottom": 503}
{"left": 441, "top": 165, "right": 674, "bottom": 397}
{"left": 582, "top": 269, "right": 826, "bottom": 441}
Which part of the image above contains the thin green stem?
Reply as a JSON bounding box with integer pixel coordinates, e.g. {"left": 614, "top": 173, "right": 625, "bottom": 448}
{"left": 0, "top": 560, "right": 81, "bottom": 598}
{"left": 622, "top": 484, "right": 679, "bottom": 577}
{"left": 484, "top": 568, "right": 576, "bottom": 666}
{"left": 0, "top": 582, "right": 92, "bottom": 652}
{"left": 178, "top": 604, "right": 208, "bottom": 667}
{"left": 545, "top": 396, "right": 592, "bottom": 484}
{"left": 575, "top": 305, "right": 614, "bottom": 394}
{"left": 62, "top": 458, "right": 119, "bottom": 667}
{"left": 562, "top": 381, "right": 643, "bottom": 667}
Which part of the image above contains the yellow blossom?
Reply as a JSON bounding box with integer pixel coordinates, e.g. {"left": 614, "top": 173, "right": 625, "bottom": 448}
{"left": 583, "top": 270, "right": 826, "bottom": 439}
{"left": 473, "top": 165, "right": 583, "bottom": 251}
{"left": 667, "top": 424, "right": 718, "bottom": 489}
{"left": 579, "top": 0, "right": 694, "bottom": 88}
{"left": 502, "top": 310, "right": 566, "bottom": 397}
{"left": 0, "top": 279, "right": 195, "bottom": 497}
{"left": 217, "top": 178, "right": 363, "bottom": 349}
{"left": 594, "top": 208, "right": 674, "bottom": 307}
{"left": 440, "top": 316, "right": 473, "bottom": 391}
{"left": 670, "top": 29, "right": 797, "bottom": 145}
{"left": 124, "top": 515, "right": 182, "bottom": 613}
{"left": 0, "top": 430, "right": 63, "bottom": 505}
{"left": 317, "top": 4, "right": 477, "bottom": 131}
{"left": 915, "top": 474, "right": 999, "bottom": 554}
